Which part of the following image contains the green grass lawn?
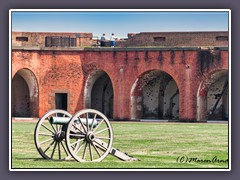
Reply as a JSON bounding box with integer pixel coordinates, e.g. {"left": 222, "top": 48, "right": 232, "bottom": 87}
{"left": 11, "top": 121, "right": 229, "bottom": 169}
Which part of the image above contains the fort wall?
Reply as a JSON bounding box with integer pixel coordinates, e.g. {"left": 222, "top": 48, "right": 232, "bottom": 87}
{"left": 12, "top": 31, "right": 228, "bottom": 48}
{"left": 12, "top": 45, "right": 228, "bottom": 121}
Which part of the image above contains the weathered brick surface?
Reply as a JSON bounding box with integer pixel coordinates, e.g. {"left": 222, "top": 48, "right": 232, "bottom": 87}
{"left": 12, "top": 47, "right": 228, "bottom": 121}
{"left": 12, "top": 31, "right": 228, "bottom": 48}
{"left": 12, "top": 32, "right": 93, "bottom": 47}
{"left": 122, "top": 32, "right": 228, "bottom": 47}
{"left": 12, "top": 31, "right": 229, "bottom": 120}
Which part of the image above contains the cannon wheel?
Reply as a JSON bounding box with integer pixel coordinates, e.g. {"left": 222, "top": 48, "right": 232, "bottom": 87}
{"left": 34, "top": 109, "right": 73, "bottom": 160}
{"left": 65, "top": 109, "right": 113, "bottom": 162}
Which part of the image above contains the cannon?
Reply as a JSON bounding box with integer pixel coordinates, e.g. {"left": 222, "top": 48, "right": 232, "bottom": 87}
{"left": 34, "top": 109, "right": 138, "bottom": 162}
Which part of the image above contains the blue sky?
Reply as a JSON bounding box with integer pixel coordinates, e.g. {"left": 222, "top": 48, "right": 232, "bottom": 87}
{"left": 11, "top": 11, "right": 229, "bottom": 38}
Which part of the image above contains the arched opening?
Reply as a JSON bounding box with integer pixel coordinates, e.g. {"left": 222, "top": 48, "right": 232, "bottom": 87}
{"left": 197, "top": 70, "right": 228, "bottom": 121}
{"left": 12, "top": 74, "right": 30, "bottom": 117}
{"left": 12, "top": 69, "right": 39, "bottom": 117}
{"left": 131, "top": 70, "right": 179, "bottom": 120}
{"left": 84, "top": 70, "right": 113, "bottom": 119}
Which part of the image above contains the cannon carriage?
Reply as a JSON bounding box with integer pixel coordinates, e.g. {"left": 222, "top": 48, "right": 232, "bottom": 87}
{"left": 34, "top": 109, "right": 138, "bottom": 162}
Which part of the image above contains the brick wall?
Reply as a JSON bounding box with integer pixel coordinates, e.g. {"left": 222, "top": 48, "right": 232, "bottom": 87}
{"left": 12, "top": 47, "right": 228, "bottom": 121}
{"left": 12, "top": 31, "right": 228, "bottom": 48}
{"left": 12, "top": 32, "right": 93, "bottom": 47}
{"left": 120, "top": 32, "right": 228, "bottom": 47}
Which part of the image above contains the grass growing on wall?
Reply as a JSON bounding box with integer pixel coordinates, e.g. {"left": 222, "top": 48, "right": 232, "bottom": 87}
{"left": 11, "top": 121, "right": 229, "bottom": 169}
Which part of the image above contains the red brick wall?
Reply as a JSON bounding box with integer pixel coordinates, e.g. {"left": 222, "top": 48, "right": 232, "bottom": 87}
{"left": 12, "top": 47, "right": 228, "bottom": 121}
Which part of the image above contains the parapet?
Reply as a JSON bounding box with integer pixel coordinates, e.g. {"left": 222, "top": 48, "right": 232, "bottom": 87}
{"left": 123, "top": 31, "right": 228, "bottom": 47}
{"left": 12, "top": 31, "right": 228, "bottom": 48}
{"left": 12, "top": 32, "right": 93, "bottom": 48}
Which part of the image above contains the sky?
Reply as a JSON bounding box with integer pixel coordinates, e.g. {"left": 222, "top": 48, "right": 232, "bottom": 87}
{"left": 11, "top": 10, "right": 229, "bottom": 38}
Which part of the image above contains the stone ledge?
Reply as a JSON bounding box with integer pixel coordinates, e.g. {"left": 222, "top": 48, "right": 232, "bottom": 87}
{"left": 11, "top": 46, "right": 229, "bottom": 52}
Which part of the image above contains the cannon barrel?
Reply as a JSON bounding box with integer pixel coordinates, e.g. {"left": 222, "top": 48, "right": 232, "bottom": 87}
{"left": 49, "top": 117, "right": 70, "bottom": 124}
{"left": 49, "top": 117, "right": 98, "bottom": 127}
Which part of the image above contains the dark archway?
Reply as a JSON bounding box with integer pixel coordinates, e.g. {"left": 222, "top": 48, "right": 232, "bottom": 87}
{"left": 197, "top": 70, "right": 228, "bottom": 121}
{"left": 131, "top": 70, "right": 179, "bottom": 120}
{"left": 84, "top": 70, "right": 113, "bottom": 119}
{"left": 12, "top": 69, "right": 39, "bottom": 117}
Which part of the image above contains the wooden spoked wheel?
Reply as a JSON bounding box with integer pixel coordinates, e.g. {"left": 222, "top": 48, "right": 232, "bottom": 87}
{"left": 65, "top": 109, "right": 113, "bottom": 162}
{"left": 34, "top": 109, "right": 72, "bottom": 160}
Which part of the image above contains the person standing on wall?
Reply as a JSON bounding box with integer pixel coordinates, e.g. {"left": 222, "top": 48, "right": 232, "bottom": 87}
{"left": 100, "top": 33, "right": 106, "bottom": 47}
{"left": 110, "top": 33, "right": 116, "bottom": 47}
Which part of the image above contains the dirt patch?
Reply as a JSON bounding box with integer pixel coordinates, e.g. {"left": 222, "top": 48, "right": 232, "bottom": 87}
{"left": 12, "top": 117, "right": 38, "bottom": 123}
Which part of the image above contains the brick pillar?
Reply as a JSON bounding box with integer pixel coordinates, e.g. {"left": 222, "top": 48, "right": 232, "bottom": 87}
{"left": 179, "top": 68, "right": 197, "bottom": 121}
{"left": 113, "top": 67, "right": 129, "bottom": 120}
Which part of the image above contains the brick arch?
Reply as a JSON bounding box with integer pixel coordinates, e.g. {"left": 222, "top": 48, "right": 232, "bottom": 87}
{"left": 197, "top": 69, "right": 228, "bottom": 121}
{"left": 130, "top": 69, "right": 179, "bottom": 120}
{"left": 12, "top": 68, "right": 39, "bottom": 117}
{"left": 84, "top": 69, "right": 114, "bottom": 118}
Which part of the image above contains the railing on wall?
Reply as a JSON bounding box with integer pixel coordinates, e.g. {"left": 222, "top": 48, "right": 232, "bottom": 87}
{"left": 45, "top": 36, "right": 76, "bottom": 47}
